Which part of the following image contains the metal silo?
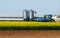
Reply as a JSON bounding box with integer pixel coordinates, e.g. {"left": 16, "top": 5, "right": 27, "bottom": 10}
{"left": 29, "top": 9, "right": 34, "bottom": 20}
{"left": 23, "top": 9, "right": 29, "bottom": 21}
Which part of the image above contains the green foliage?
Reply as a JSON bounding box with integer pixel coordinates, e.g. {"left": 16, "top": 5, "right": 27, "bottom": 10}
{"left": 57, "top": 15, "right": 60, "bottom": 18}
{"left": 0, "top": 26, "right": 60, "bottom": 30}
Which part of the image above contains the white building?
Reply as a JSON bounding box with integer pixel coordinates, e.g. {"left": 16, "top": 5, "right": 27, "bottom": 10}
{"left": 0, "top": 17, "right": 23, "bottom": 20}
{"left": 52, "top": 15, "right": 60, "bottom": 22}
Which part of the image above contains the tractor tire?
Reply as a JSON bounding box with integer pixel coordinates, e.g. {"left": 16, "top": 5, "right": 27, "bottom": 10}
{"left": 50, "top": 19, "right": 55, "bottom": 22}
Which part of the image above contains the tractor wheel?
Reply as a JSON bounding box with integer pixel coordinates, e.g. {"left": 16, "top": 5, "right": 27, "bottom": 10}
{"left": 50, "top": 19, "right": 55, "bottom": 22}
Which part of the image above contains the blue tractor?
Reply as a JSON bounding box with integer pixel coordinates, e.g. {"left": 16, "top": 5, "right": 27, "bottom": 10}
{"left": 37, "top": 15, "right": 55, "bottom": 22}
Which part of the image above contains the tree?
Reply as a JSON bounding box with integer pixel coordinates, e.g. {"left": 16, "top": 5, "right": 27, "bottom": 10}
{"left": 57, "top": 15, "right": 60, "bottom": 18}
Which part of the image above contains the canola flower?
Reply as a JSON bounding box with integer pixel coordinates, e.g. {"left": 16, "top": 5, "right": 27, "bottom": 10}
{"left": 0, "top": 21, "right": 60, "bottom": 27}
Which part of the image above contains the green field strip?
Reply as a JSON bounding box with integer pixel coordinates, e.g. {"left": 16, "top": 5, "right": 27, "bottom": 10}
{"left": 0, "top": 26, "right": 60, "bottom": 30}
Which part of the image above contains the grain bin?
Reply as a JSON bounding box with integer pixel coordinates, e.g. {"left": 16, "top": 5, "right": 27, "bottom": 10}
{"left": 23, "top": 9, "right": 29, "bottom": 21}
{"left": 29, "top": 9, "right": 35, "bottom": 21}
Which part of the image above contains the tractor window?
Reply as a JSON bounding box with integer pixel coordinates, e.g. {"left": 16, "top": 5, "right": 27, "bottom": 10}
{"left": 45, "top": 15, "right": 51, "bottom": 19}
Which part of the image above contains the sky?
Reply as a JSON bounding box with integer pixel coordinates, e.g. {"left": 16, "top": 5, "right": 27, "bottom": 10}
{"left": 0, "top": 0, "right": 60, "bottom": 17}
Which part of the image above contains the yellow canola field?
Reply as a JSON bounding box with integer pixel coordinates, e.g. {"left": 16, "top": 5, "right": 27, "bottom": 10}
{"left": 0, "top": 21, "right": 60, "bottom": 27}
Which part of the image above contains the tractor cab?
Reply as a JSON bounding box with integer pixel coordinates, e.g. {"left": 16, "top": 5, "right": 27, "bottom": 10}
{"left": 44, "top": 15, "right": 52, "bottom": 21}
{"left": 44, "top": 15, "right": 55, "bottom": 22}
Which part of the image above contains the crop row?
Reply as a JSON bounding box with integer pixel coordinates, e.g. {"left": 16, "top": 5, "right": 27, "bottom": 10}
{"left": 0, "top": 21, "right": 59, "bottom": 27}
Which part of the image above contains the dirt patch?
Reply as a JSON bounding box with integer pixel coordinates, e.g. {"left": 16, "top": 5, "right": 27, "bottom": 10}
{"left": 0, "top": 30, "right": 60, "bottom": 38}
